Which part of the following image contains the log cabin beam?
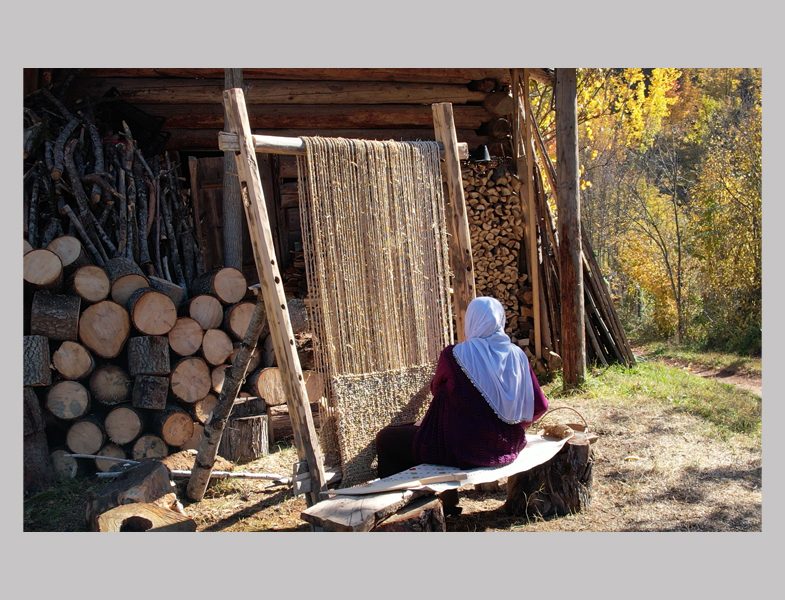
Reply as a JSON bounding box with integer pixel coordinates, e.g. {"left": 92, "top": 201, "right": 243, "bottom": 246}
{"left": 67, "top": 79, "right": 486, "bottom": 106}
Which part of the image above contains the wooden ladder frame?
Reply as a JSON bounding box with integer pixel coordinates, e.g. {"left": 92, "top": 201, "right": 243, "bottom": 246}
{"left": 222, "top": 89, "right": 475, "bottom": 506}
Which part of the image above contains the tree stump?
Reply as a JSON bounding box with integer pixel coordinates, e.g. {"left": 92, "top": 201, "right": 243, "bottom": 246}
{"left": 30, "top": 292, "right": 81, "bottom": 341}
{"left": 128, "top": 335, "right": 170, "bottom": 376}
{"left": 373, "top": 495, "right": 446, "bottom": 532}
{"left": 217, "top": 415, "right": 269, "bottom": 463}
{"left": 504, "top": 431, "right": 596, "bottom": 519}
{"left": 24, "top": 335, "right": 52, "bottom": 387}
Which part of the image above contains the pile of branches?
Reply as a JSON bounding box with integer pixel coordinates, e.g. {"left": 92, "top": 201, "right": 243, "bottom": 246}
{"left": 23, "top": 85, "right": 203, "bottom": 293}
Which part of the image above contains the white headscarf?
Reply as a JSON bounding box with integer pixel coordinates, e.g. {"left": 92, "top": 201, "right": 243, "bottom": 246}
{"left": 452, "top": 296, "right": 535, "bottom": 424}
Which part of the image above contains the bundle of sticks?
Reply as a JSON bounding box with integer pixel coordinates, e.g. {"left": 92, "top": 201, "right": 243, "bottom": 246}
{"left": 23, "top": 87, "right": 202, "bottom": 292}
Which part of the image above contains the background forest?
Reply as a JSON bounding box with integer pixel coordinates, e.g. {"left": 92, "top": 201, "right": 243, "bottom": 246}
{"left": 531, "top": 68, "right": 762, "bottom": 356}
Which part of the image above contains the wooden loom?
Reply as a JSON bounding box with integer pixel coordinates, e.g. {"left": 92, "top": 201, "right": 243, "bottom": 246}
{"left": 220, "top": 88, "right": 476, "bottom": 506}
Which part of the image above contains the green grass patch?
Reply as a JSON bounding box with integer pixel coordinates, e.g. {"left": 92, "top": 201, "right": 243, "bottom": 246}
{"left": 24, "top": 477, "right": 100, "bottom": 532}
{"left": 543, "top": 360, "right": 761, "bottom": 436}
{"left": 635, "top": 341, "right": 762, "bottom": 377}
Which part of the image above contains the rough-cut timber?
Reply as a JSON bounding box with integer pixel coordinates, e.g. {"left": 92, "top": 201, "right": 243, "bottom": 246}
{"left": 154, "top": 406, "right": 195, "bottom": 448}
{"left": 89, "top": 365, "right": 131, "bottom": 405}
{"left": 148, "top": 275, "right": 186, "bottom": 308}
{"left": 217, "top": 415, "right": 268, "bottom": 463}
{"left": 51, "top": 340, "right": 95, "bottom": 380}
{"left": 105, "top": 257, "right": 149, "bottom": 306}
{"left": 131, "top": 434, "right": 169, "bottom": 461}
{"left": 45, "top": 380, "right": 91, "bottom": 420}
{"left": 65, "top": 415, "right": 106, "bottom": 455}
{"left": 104, "top": 404, "right": 145, "bottom": 445}
{"left": 69, "top": 265, "right": 111, "bottom": 303}
{"left": 24, "top": 248, "right": 64, "bottom": 291}
{"left": 94, "top": 444, "right": 130, "bottom": 472}
{"left": 168, "top": 317, "right": 204, "bottom": 357}
{"left": 131, "top": 375, "right": 169, "bottom": 410}
{"left": 201, "top": 328, "right": 233, "bottom": 366}
{"left": 46, "top": 235, "right": 90, "bottom": 274}
{"left": 188, "top": 294, "right": 223, "bottom": 330}
{"left": 223, "top": 301, "right": 257, "bottom": 340}
{"left": 78, "top": 300, "right": 131, "bottom": 358}
{"left": 30, "top": 291, "right": 81, "bottom": 341}
{"left": 127, "top": 335, "right": 170, "bottom": 376}
{"left": 127, "top": 287, "right": 178, "bottom": 336}
{"left": 24, "top": 387, "right": 58, "bottom": 493}
{"left": 300, "top": 490, "right": 422, "bottom": 532}
{"left": 504, "top": 431, "right": 595, "bottom": 519}
{"left": 24, "top": 335, "right": 52, "bottom": 387}
{"left": 85, "top": 460, "right": 176, "bottom": 530}
{"left": 170, "top": 356, "right": 212, "bottom": 404}
{"left": 96, "top": 502, "right": 196, "bottom": 532}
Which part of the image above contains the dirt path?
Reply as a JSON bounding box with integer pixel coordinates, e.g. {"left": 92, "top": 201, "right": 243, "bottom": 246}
{"left": 644, "top": 354, "right": 762, "bottom": 397}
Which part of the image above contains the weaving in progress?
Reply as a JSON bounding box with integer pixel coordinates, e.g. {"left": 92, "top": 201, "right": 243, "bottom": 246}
{"left": 297, "top": 137, "right": 454, "bottom": 486}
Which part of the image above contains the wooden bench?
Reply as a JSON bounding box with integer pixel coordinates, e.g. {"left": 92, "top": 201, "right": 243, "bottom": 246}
{"left": 300, "top": 430, "right": 598, "bottom": 531}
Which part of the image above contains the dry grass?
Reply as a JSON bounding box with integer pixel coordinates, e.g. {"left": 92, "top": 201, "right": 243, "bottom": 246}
{"left": 24, "top": 354, "right": 762, "bottom": 533}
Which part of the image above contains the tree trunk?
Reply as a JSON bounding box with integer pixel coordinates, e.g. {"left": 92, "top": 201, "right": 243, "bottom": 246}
{"left": 30, "top": 291, "right": 81, "bottom": 341}
{"left": 190, "top": 267, "right": 247, "bottom": 305}
{"left": 167, "top": 317, "right": 204, "bottom": 357}
{"left": 504, "top": 432, "right": 594, "bottom": 519}
{"left": 24, "top": 387, "right": 58, "bottom": 494}
{"left": 217, "top": 415, "right": 269, "bottom": 463}
{"left": 104, "top": 256, "right": 150, "bottom": 306}
{"left": 51, "top": 340, "right": 95, "bottom": 380}
{"left": 45, "top": 380, "right": 91, "bottom": 420}
{"left": 187, "top": 294, "right": 223, "bottom": 330}
{"left": 131, "top": 374, "right": 169, "bottom": 410}
{"left": 69, "top": 265, "right": 111, "bottom": 303}
{"left": 169, "top": 356, "right": 212, "bottom": 404}
{"left": 104, "top": 404, "right": 145, "bottom": 445}
{"left": 89, "top": 364, "right": 131, "bottom": 406}
{"left": 24, "top": 335, "right": 52, "bottom": 387}
{"left": 200, "top": 328, "right": 234, "bottom": 366}
{"left": 127, "top": 335, "right": 171, "bottom": 376}
{"left": 127, "top": 287, "right": 178, "bottom": 336}
{"left": 78, "top": 300, "right": 130, "bottom": 358}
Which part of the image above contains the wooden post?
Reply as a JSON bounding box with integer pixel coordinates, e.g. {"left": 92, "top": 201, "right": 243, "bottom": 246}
{"left": 223, "top": 88, "right": 327, "bottom": 506}
{"left": 223, "top": 69, "right": 245, "bottom": 270}
{"left": 555, "top": 69, "right": 586, "bottom": 389}
{"left": 432, "top": 102, "right": 475, "bottom": 342}
{"left": 513, "top": 69, "right": 542, "bottom": 359}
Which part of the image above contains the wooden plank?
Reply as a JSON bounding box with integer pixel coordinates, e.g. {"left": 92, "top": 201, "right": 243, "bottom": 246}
{"left": 433, "top": 102, "right": 476, "bottom": 343}
{"left": 68, "top": 78, "right": 486, "bottom": 106}
{"left": 76, "top": 68, "right": 513, "bottom": 85}
{"left": 218, "top": 132, "right": 469, "bottom": 159}
{"left": 223, "top": 88, "right": 327, "bottom": 507}
{"left": 130, "top": 103, "right": 493, "bottom": 130}
{"left": 300, "top": 490, "right": 421, "bottom": 532}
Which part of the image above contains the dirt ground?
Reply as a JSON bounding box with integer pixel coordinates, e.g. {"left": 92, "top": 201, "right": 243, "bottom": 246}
{"left": 178, "top": 355, "right": 761, "bottom": 533}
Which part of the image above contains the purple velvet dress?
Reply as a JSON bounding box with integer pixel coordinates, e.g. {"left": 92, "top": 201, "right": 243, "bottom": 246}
{"left": 412, "top": 345, "right": 549, "bottom": 470}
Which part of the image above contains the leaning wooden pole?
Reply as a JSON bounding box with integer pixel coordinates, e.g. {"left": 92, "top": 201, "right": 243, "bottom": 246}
{"left": 555, "top": 69, "right": 586, "bottom": 388}
{"left": 186, "top": 295, "right": 267, "bottom": 501}
{"left": 432, "top": 102, "right": 476, "bottom": 342}
{"left": 222, "top": 69, "right": 245, "bottom": 269}
{"left": 223, "top": 88, "right": 327, "bottom": 506}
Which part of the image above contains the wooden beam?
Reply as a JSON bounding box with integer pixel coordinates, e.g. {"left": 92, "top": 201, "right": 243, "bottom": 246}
{"left": 218, "top": 131, "right": 469, "bottom": 159}
{"left": 555, "top": 69, "right": 586, "bottom": 389}
{"left": 223, "top": 69, "right": 244, "bottom": 270}
{"left": 432, "top": 102, "right": 476, "bottom": 343}
{"left": 223, "top": 87, "right": 327, "bottom": 506}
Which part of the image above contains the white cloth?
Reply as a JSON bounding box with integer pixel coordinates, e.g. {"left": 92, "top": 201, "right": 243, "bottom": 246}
{"left": 452, "top": 296, "right": 534, "bottom": 424}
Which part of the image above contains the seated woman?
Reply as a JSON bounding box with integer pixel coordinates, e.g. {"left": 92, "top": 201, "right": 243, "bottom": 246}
{"left": 375, "top": 296, "right": 549, "bottom": 505}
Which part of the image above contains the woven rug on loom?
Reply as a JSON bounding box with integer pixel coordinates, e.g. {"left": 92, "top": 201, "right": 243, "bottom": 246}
{"left": 297, "top": 137, "right": 454, "bottom": 487}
